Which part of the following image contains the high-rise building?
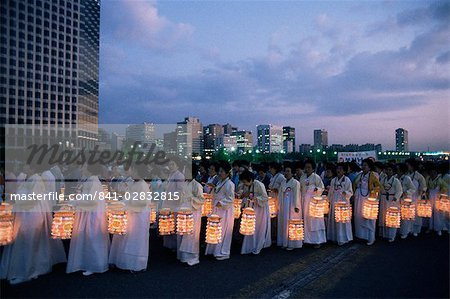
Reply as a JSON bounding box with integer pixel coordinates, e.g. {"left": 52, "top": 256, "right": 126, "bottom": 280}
{"left": 125, "top": 123, "right": 155, "bottom": 145}
{"left": 313, "top": 129, "right": 328, "bottom": 149}
{"left": 282, "top": 126, "right": 296, "bottom": 153}
{"left": 203, "top": 123, "right": 223, "bottom": 157}
{"left": 111, "top": 132, "right": 125, "bottom": 151}
{"left": 163, "top": 131, "right": 177, "bottom": 155}
{"left": 215, "top": 134, "right": 237, "bottom": 152}
{"left": 299, "top": 143, "right": 312, "bottom": 154}
{"left": 396, "top": 128, "right": 408, "bottom": 152}
{"left": 234, "top": 130, "right": 253, "bottom": 154}
{"left": 0, "top": 0, "right": 101, "bottom": 148}
{"left": 256, "top": 124, "right": 283, "bottom": 154}
{"left": 223, "top": 123, "right": 237, "bottom": 135}
{"left": 176, "top": 116, "right": 203, "bottom": 157}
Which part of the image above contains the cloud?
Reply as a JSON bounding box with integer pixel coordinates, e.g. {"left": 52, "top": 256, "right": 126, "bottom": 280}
{"left": 99, "top": 1, "right": 450, "bottom": 150}
{"left": 102, "top": 0, "right": 194, "bottom": 52}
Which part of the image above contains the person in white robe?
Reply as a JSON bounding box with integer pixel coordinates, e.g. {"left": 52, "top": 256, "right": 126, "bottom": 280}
{"left": 109, "top": 164, "right": 151, "bottom": 271}
{"left": 204, "top": 163, "right": 219, "bottom": 194}
{"left": 397, "top": 163, "right": 417, "bottom": 239}
{"left": 352, "top": 159, "right": 380, "bottom": 246}
{"left": 240, "top": 170, "right": 271, "bottom": 254}
{"left": 405, "top": 159, "right": 427, "bottom": 236}
{"left": 41, "top": 169, "right": 67, "bottom": 267}
{"left": 300, "top": 160, "right": 326, "bottom": 248}
{"left": 277, "top": 164, "right": 302, "bottom": 250}
{"left": 66, "top": 164, "right": 110, "bottom": 276}
{"left": 177, "top": 165, "right": 205, "bottom": 266}
{"left": 205, "top": 162, "right": 235, "bottom": 260}
{"left": 0, "top": 168, "right": 55, "bottom": 284}
{"left": 327, "top": 164, "right": 353, "bottom": 245}
{"left": 426, "top": 166, "right": 448, "bottom": 235}
{"left": 378, "top": 164, "right": 403, "bottom": 242}
{"left": 268, "top": 162, "right": 286, "bottom": 243}
{"left": 162, "top": 159, "right": 185, "bottom": 250}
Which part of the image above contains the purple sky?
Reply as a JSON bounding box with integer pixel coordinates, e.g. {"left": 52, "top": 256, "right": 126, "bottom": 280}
{"left": 98, "top": 1, "right": 450, "bottom": 151}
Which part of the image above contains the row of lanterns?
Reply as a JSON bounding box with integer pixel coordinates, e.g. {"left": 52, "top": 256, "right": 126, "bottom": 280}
{"left": 0, "top": 203, "right": 14, "bottom": 246}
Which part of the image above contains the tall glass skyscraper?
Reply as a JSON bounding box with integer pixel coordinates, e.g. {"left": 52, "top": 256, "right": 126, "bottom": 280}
{"left": 0, "top": 0, "right": 100, "bottom": 149}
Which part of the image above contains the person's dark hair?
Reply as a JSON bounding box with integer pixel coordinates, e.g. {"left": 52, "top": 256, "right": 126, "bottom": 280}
{"left": 397, "top": 163, "right": 408, "bottom": 174}
{"left": 362, "top": 158, "right": 375, "bottom": 171}
{"left": 304, "top": 159, "right": 316, "bottom": 170}
{"left": 385, "top": 163, "right": 396, "bottom": 172}
{"left": 231, "top": 160, "right": 239, "bottom": 167}
{"left": 294, "top": 161, "right": 304, "bottom": 170}
{"left": 269, "top": 162, "right": 282, "bottom": 173}
{"left": 209, "top": 162, "right": 219, "bottom": 172}
{"left": 348, "top": 161, "right": 361, "bottom": 172}
{"left": 240, "top": 170, "right": 254, "bottom": 182}
{"left": 283, "top": 161, "right": 294, "bottom": 171}
{"left": 405, "top": 158, "right": 419, "bottom": 171}
{"left": 374, "top": 161, "right": 385, "bottom": 171}
{"left": 438, "top": 161, "right": 449, "bottom": 176}
{"left": 218, "top": 160, "right": 231, "bottom": 174}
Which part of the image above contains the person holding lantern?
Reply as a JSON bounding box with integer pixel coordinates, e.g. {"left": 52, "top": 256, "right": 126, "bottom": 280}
{"left": 0, "top": 165, "right": 56, "bottom": 284}
{"left": 204, "top": 162, "right": 220, "bottom": 194}
{"left": 300, "top": 160, "right": 326, "bottom": 248}
{"left": 109, "top": 164, "right": 151, "bottom": 272}
{"left": 327, "top": 163, "right": 353, "bottom": 246}
{"left": 66, "top": 163, "right": 110, "bottom": 276}
{"left": 353, "top": 159, "right": 380, "bottom": 246}
{"left": 378, "top": 164, "right": 403, "bottom": 242}
{"left": 177, "top": 165, "right": 205, "bottom": 266}
{"left": 397, "top": 163, "right": 417, "bottom": 239}
{"left": 269, "top": 162, "right": 286, "bottom": 243}
{"left": 426, "top": 164, "right": 448, "bottom": 236}
{"left": 277, "top": 163, "right": 302, "bottom": 250}
{"left": 240, "top": 170, "right": 271, "bottom": 254}
{"left": 162, "top": 158, "right": 185, "bottom": 251}
{"left": 405, "top": 159, "right": 427, "bottom": 236}
{"left": 205, "top": 161, "right": 235, "bottom": 260}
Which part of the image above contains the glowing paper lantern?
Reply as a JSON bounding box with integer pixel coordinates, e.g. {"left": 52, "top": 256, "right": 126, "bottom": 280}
{"left": 309, "top": 196, "right": 325, "bottom": 218}
{"left": 363, "top": 197, "right": 379, "bottom": 220}
{"left": 385, "top": 207, "right": 401, "bottom": 228}
{"left": 0, "top": 203, "right": 14, "bottom": 246}
{"left": 150, "top": 208, "right": 157, "bottom": 225}
{"left": 288, "top": 219, "right": 304, "bottom": 241}
{"left": 334, "top": 201, "right": 352, "bottom": 223}
{"left": 417, "top": 200, "right": 432, "bottom": 218}
{"left": 51, "top": 204, "right": 75, "bottom": 239}
{"left": 202, "top": 193, "right": 213, "bottom": 217}
{"left": 436, "top": 194, "right": 450, "bottom": 214}
{"left": 268, "top": 197, "right": 278, "bottom": 218}
{"left": 323, "top": 196, "right": 330, "bottom": 215}
{"left": 176, "top": 208, "right": 194, "bottom": 235}
{"left": 107, "top": 203, "right": 128, "bottom": 235}
{"left": 234, "top": 198, "right": 242, "bottom": 219}
{"left": 239, "top": 208, "right": 256, "bottom": 235}
{"left": 158, "top": 208, "right": 175, "bottom": 236}
{"left": 205, "top": 214, "right": 222, "bottom": 244}
{"left": 401, "top": 198, "right": 416, "bottom": 220}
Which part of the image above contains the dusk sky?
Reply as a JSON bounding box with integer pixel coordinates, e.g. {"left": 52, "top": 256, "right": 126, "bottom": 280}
{"left": 98, "top": 0, "right": 450, "bottom": 151}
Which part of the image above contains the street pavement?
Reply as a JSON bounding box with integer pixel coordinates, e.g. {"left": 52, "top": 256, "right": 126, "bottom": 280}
{"left": 1, "top": 229, "right": 448, "bottom": 298}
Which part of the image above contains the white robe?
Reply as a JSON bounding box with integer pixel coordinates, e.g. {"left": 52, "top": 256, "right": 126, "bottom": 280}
{"left": 399, "top": 174, "right": 417, "bottom": 237}
{"left": 205, "top": 178, "right": 235, "bottom": 258}
{"left": 178, "top": 180, "right": 205, "bottom": 264}
{"left": 242, "top": 180, "right": 271, "bottom": 254}
{"left": 109, "top": 180, "right": 151, "bottom": 271}
{"left": 0, "top": 174, "right": 55, "bottom": 283}
{"left": 277, "top": 178, "right": 302, "bottom": 249}
{"left": 354, "top": 172, "right": 376, "bottom": 242}
{"left": 378, "top": 176, "right": 403, "bottom": 239}
{"left": 407, "top": 171, "right": 427, "bottom": 234}
{"left": 428, "top": 175, "right": 448, "bottom": 232}
{"left": 300, "top": 173, "right": 326, "bottom": 244}
{"left": 162, "top": 170, "right": 185, "bottom": 250}
{"left": 327, "top": 176, "right": 353, "bottom": 244}
{"left": 66, "top": 176, "right": 110, "bottom": 274}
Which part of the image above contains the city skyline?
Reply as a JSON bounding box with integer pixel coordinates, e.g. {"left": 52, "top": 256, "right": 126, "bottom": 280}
{"left": 99, "top": 0, "right": 450, "bottom": 151}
